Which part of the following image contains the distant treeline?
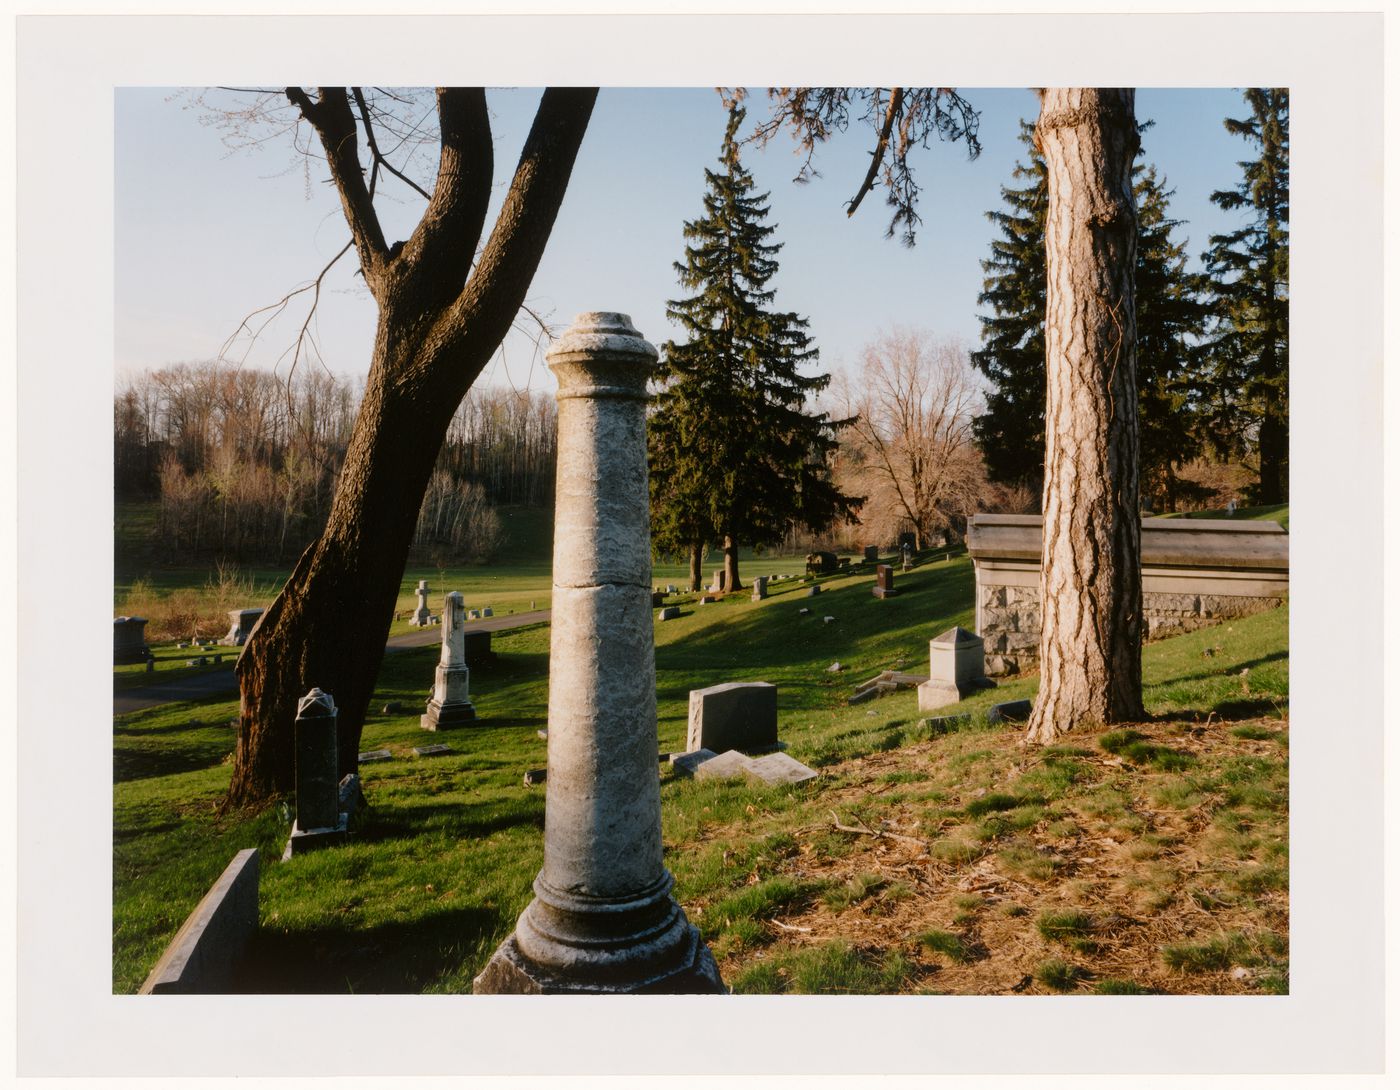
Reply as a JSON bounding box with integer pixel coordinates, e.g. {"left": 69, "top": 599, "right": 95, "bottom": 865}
{"left": 114, "top": 361, "right": 557, "bottom": 562}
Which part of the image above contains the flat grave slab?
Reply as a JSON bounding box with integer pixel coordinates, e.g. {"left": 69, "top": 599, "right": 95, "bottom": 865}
{"left": 412, "top": 743, "right": 454, "bottom": 757}
{"left": 358, "top": 749, "right": 393, "bottom": 763}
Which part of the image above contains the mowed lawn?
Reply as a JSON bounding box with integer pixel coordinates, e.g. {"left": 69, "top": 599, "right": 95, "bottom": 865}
{"left": 113, "top": 550, "right": 1288, "bottom": 996}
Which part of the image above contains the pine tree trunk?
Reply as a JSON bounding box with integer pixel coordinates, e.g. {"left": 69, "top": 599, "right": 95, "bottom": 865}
{"left": 688, "top": 543, "right": 703, "bottom": 592}
{"left": 723, "top": 534, "right": 741, "bottom": 592}
{"left": 1026, "top": 88, "right": 1145, "bottom": 745}
{"left": 1256, "top": 393, "right": 1285, "bottom": 504}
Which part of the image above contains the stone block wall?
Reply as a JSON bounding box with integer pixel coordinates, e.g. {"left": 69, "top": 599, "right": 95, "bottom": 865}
{"left": 979, "top": 583, "right": 1286, "bottom": 677}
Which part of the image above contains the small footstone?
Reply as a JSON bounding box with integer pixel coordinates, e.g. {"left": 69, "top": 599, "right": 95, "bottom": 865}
{"left": 748, "top": 751, "right": 819, "bottom": 785}
{"left": 669, "top": 748, "right": 718, "bottom": 777}
{"left": 482, "top": 607, "right": 493, "bottom": 618}
{"left": 358, "top": 749, "right": 392, "bottom": 763}
{"left": 798, "top": 608, "right": 810, "bottom": 616}
{"left": 692, "top": 749, "right": 759, "bottom": 781}
{"left": 537, "top": 729, "right": 549, "bottom": 740}
{"left": 806, "top": 586, "right": 821, "bottom": 597}
{"left": 523, "top": 768, "right": 547, "bottom": 786}
{"left": 823, "top": 616, "right": 835, "bottom": 624}
{"left": 916, "top": 714, "right": 975, "bottom": 736}
{"left": 185, "top": 660, "right": 198, "bottom": 667}
{"left": 658, "top": 606, "right": 681, "bottom": 621}
{"left": 412, "top": 743, "right": 453, "bottom": 757}
{"left": 827, "top": 662, "right": 843, "bottom": 673}
{"left": 987, "top": 699, "right": 1033, "bottom": 724}
{"left": 381, "top": 702, "right": 403, "bottom": 715}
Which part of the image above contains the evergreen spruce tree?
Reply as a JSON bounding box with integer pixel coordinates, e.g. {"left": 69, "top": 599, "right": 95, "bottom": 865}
{"left": 971, "top": 120, "right": 1047, "bottom": 493}
{"left": 1201, "top": 89, "right": 1289, "bottom": 504}
{"left": 648, "top": 105, "right": 856, "bottom": 591}
{"left": 972, "top": 121, "right": 1206, "bottom": 508}
{"left": 1135, "top": 164, "right": 1208, "bottom": 510}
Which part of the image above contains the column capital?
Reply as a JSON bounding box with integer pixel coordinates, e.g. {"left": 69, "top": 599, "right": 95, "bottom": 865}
{"left": 547, "top": 312, "right": 657, "bottom": 401}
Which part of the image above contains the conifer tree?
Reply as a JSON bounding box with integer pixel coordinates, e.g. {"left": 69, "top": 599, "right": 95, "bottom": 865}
{"left": 970, "top": 120, "right": 1047, "bottom": 493}
{"left": 648, "top": 105, "right": 855, "bottom": 591}
{"left": 972, "top": 121, "right": 1206, "bottom": 508}
{"left": 1135, "top": 164, "right": 1208, "bottom": 510}
{"left": 1201, "top": 89, "right": 1289, "bottom": 504}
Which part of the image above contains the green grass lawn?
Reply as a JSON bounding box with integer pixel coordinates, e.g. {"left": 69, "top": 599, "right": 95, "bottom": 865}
{"left": 113, "top": 542, "right": 1287, "bottom": 996}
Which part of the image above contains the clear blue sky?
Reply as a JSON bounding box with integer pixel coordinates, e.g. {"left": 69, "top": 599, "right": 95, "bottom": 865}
{"left": 115, "top": 86, "right": 1252, "bottom": 391}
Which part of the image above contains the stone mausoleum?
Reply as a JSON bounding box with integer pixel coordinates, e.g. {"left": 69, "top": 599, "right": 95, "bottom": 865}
{"left": 967, "top": 513, "right": 1289, "bottom": 677}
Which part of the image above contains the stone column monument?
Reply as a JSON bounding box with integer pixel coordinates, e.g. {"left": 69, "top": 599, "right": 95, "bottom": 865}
{"left": 421, "top": 591, "right": 476, "bottom": 729}
{"left": 474, "top": 312, "right": 725, "bottom": 994}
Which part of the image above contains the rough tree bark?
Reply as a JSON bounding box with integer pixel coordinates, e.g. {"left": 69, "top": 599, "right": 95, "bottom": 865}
{"left": 688, "top": 543, "right": 703, "bottom": 592}
{"left": 1025, "top": 88, "right": 1146, "bottom": 745}
{"left": 225, "top": 87, "right": 597, "bottom": 807}
{"left": 722, "top": 534, "right": 741, "bottom": 593}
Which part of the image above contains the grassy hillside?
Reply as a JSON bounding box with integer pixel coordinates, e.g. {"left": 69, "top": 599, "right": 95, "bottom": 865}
{"left": 114, "top": 553, "right": 1287, "bottom": 996}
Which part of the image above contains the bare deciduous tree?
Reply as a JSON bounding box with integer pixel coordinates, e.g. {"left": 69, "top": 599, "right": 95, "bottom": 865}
{"left": 187, "top": 86, "right": 598, "bottom": 806}
{"left": 835, "top": 330, "right": 987, "bottom": 549}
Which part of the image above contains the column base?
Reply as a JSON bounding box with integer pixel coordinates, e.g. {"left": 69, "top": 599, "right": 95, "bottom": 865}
{"left": 421, "top": 700, "right": 476, "bottom": 730}
{"left": 473, "top": 924, "right": 726, "bottom": 995}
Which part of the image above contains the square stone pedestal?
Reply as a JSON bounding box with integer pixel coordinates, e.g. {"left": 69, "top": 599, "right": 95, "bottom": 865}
{"left": 421, "top": 700, "right": 476, "bottom": 730}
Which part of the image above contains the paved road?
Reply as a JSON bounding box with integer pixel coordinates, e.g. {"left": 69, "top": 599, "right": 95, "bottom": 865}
{"left": 112, "top": 609, "right": 553, "bottom": 715}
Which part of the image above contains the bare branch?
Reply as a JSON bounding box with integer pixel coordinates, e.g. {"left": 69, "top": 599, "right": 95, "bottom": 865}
{"left": 285, "top": 86, "right": 389, "bottom": 291}
{"left": 352, "top": 86, "right": 432, "bottom": 202}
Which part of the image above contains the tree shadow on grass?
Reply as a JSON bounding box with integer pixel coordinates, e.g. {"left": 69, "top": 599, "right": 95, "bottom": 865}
{"left": 114, "top": 741, "right": 232, "bottom": 784}
{"left": 1150, "top": 649, "right": 1288, "bottom": 689}
{"left": 353, "top": 797, "right": 544, "bottom": 846}
{"left": 232, "top": 904, "right": 506, "bottom": 993}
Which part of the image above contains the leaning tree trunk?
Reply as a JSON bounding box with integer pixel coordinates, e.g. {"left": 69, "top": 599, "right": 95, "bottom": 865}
{"left": 722, "top": 534, "right": 741, "bottom": 592}
{"left": 223, "top": 86, "right": 596, "bottom": 807}
{"left": 1026, "top": 88, "right": 1145, "bottom": 745}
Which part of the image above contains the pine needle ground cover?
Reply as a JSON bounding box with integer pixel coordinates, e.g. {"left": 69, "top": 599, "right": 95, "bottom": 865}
{"left": 114, "top": 554, "right": 1287, "bottom": 995}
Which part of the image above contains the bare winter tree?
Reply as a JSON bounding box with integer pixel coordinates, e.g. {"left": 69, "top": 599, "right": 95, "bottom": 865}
{"left": 197, "top": 87, "right": 597, "bottom": 807}
{"left": 749, "top": 86, "right": 1145, "bottom": 744}
{"left": 835, "top": 330, "right": 987, "bottom": 549}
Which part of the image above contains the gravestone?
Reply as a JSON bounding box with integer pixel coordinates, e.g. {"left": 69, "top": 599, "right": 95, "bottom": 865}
{"left": 138, "top": 849, "right": 260, "bottom": 994}
{"left": 482, "top": 606, "right": 494, "bottom": 618}
{"left": 413, "top": 743, "right": 453, "bottom": 757}
{"left": 750, "top": 575, "right": 769, "bottom": 601}
{"left": 422, "top": 591, "right": 476, "bottom": 730}
{"left": 692, "top": 748, "right": 760, "bottom": 781}
{"left": 666, "top": 585, "right": 678, "bottom": 595}
{"left": 749, "top": 751, "right": 819, "bottom": 785}
{"left": 474, "top": 312, "right": 723, "bottom": 995}
{"left": 805, "top": 585, "right": 821, "bottom": 597}
{"left": 917, "top": 626, "right": 991, "bottom": 712}
{"left": 113, "top": 616, "right": 150, "bottom": 664}
{"left": 358, "top": 749, "right": 392, "bottom": 763}
{"left": 898, "top": 531, "right": 917, "bottom": 551}
{"left": 710, "top": 569, "right": 728, "bottom": 593}
{"left": 658, "top": 606, "right": 681, "bottom": 621}
{"left": 873, "top": 564, "right": 898, "bottom": 598}
{"left": 409, "top": 580, "right": 432, "bottom": 626}
{"left": 218, "top": 608, "right": 264, "bottom": 647}
{"left": 283, "top": 688, "right": 348, "bottom": 859}
{"left": 686, "top": 681, "right": 778, "bottom": 754}
{"left": 669, "top": 748, "right": 718, "bottom": 776}
{"left": 863, "top": 545, "right": 879, "bottom": 563}
{"left": 806, "top": 551, "right": 838, "bottom": 574}
{"left": 652, "top": 590, "right": 666, "bottom": 607}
